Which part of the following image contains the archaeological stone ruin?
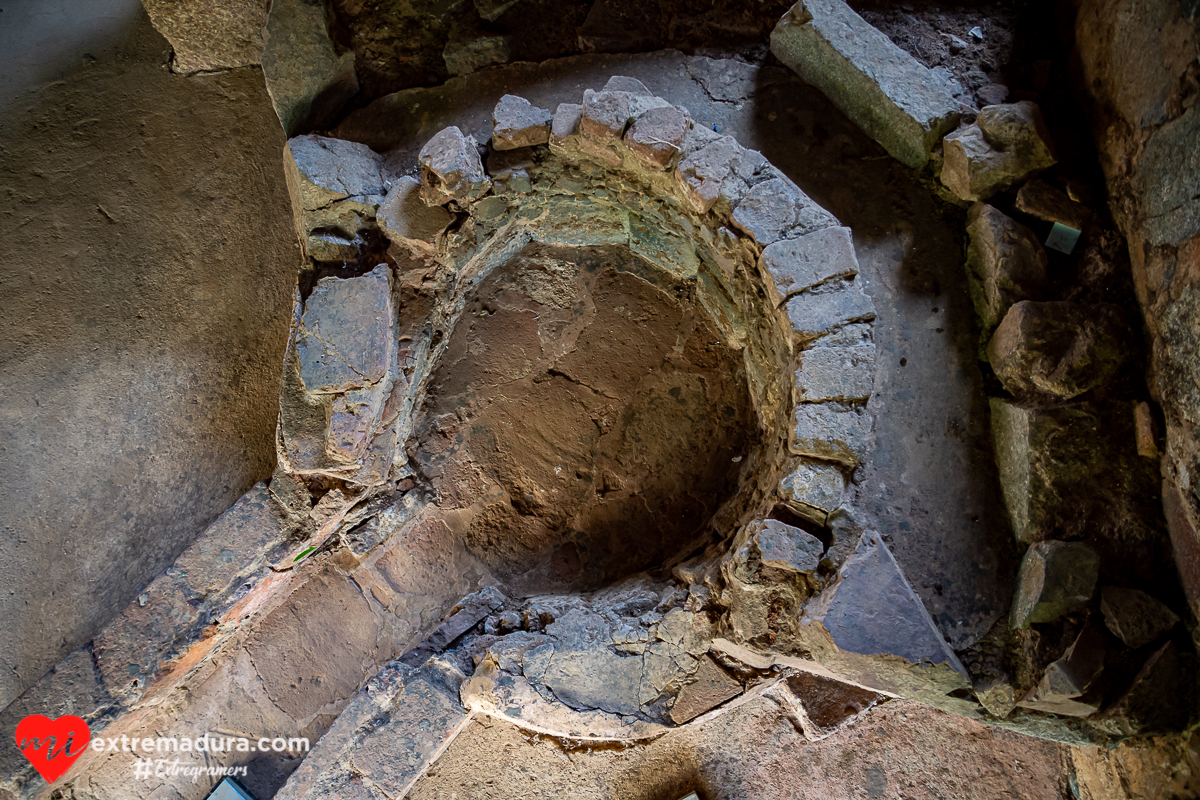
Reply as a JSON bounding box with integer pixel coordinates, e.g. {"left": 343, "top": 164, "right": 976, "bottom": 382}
{"left": 2, "top": 0, "right": 1200, "bottom": 797}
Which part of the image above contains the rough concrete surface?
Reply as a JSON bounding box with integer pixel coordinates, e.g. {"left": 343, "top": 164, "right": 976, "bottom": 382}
{"left": 0, "top": 4, "right": 298, "bottom": 709}
{"left": 333, "top": 51, "right": 1014, "bottom": 649}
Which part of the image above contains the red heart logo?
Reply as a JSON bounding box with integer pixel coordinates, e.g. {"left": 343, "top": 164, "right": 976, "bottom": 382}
{"left": 15, "top": 714, "right": 90, "bottom": 784}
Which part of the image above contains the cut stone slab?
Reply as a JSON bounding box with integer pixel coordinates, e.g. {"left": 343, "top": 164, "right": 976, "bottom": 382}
{"left": 759, "top": 226, "right": 859, "bottom": 305}
{"left": 987, "top": 301, "right": 1129, "bottom": 401}
{"left": 941, "top": 102, "right": 1057, "bottom": 201}
{"left": 731, "top": 177, "right": 810, "bottom": 246}
{"left": 780, "top": 461, "right": 846, "bottom": 519}
{"left": 284, "top": 135, "right": 387, "bottom": 212}
{"left": 1015, "top": 180, "right": 1092, "bottom": 231}
{"left": 751, "top": 519, "right": 825, "bottom": 573}
{"left": 770, "top": 0, "right": 961, "bottom": 169}
{"left": 491, "top": 94, "right": 552, "bottom": 150}
{"left": 668, "top": 655, "right": 742, "bottom": 724}
{"left": 965, "top": 203, "right": 1048, "bottom": 343}
{"left": 625, "top": 105, "right": 689, "bottom": 170}
{"left": 1011, "top": 540, "right": 1099, "bottom": 628}
{"left": 295, "top": 266, "right": 394, "bottom": 393}
{"left": 804, "top": 533, "right": 967, "bottom": 675}
{"left": 1100, "top": 586, "right": 1180, "bottom": 648}
{"left": 796, "top": 342, "right": 876, "bottom": 402}
{"left": 142, "top": 0, "right": 271, "bottom": 73}
{"left": 261, "top": 0, "right": 359, "bottom": 136}
{"left": 784, "top": 278, "right": 876, "bottom": 340}
{"left": 792, "top": 402, "right": 872, "bottom": 466}
{"left": 377, "top": 176, "right": 455, "bottom": 256}
{"left": 419, "top": 126, "right": 492, "bottom": 205}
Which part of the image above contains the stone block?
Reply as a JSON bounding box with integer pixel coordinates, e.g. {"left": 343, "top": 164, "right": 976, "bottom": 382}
{"left": 987, "top": 301, "right": 1129, "bottom": 401}
{"left": 491, "top": 94, "right": 552, "bottom": 150}
{"left": 796, "top": 342, "right": 876, "bottom": 402}
{"left": 262, "top": 0, "right": 359, "bottom": 136}
{"left": 294, "top": 266, "right": 394, "bottom": 394}
{"left": 668, "top": 655, "right": 741, "bottom": 724}
{"left": 283, "top": 135, "right": 388, "bottom": 261}
{"left": 941, "top": 102, "right": 1056, "bottom": 201}
{"left": 170, "top": 482, "right": 289, "bottom": 602}
{"left": 1100, "top": 586, "right": 1179, "bottom": 648}
{"left": 731, "top": 177, "right": 802, "bottom": 246}
{"left": 792, "top": 402, "right": 871, "bottom": 466}
{"left": 94, "top": 573, "right": 200, "bottom": 696}
{"left": 377, "top": 176, "right": 454, "bottom": 256}
{"left": 770, "top": 0, "right": 960, "bottom": 169}
{"left": 1011, "top": 540, "right": 1099, "bottom": 627}
{"left": 759, "top": 226, "right": 859, "bottom": 305}
{"left": 549, "top": 103, "right": 584, "bottom": 156}
{"left": 751, "top": 519, "right": 824, "bottom": 573}
{"left": 624, "top": 105, "right": 689, "bottom": 170}
{"left": 780, "top": 461, "right": 846, "bottom": 518}
{"left": 675, "top": 135, "right": 741, "bottom": 213}
{"left": 351, "top": 671, "right": 467, "bottom": 797}
{"left": 965, "top": 203, "right": 1048, "bottom": 341}
{"left": 784, "top": 278, "right": 876, "bottom": 340}
{"left": 804, "top": 533, "right": 967, "bottom": 674}
{"left": 419, "top": 126, "right": 491, "bottom": 205}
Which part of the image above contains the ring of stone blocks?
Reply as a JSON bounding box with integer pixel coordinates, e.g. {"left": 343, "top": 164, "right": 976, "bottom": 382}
{"left": 317, "top": 76, "right": 878, "bottom": 513}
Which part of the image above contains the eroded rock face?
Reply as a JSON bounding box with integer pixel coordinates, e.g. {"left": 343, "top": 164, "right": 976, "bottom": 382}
{"left": 411, "top": 243, "right": 757, "bottom": 590}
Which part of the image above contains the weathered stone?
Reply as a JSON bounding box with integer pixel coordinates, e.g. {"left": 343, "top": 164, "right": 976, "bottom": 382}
{"left": 419, "top": 126, "right": 491, "bottom": 205}
{"left": 796, "top": 342, "right": 876, "bottom": 402}
{"left": 143, "top": 0, "right": 271, "bottom": 73}
{"left": 792, "top": 402, "right": 872, "bottom": 466}
{"left": 770, "top": 0, "right": 960, "bottom": 168}
{"left": 1018, "top": 623, "right": 1106, "bottom": 716}
{"left": 624, "top": 105, "right": 689, "bottom": 170}
{"left": 987, "top": 301, "right": 1129, "bottom": 401}
{"left": 352, "top": 669, "right": 468, "bottom": 797}
{"left": 804, "top": 533, "right": 967, "bottom": 673}
{"left": 675, "top": 135, "right": 741, "bottom": 213}
{"left": 603, "top": 76, "right": 652, "bottom": 95}
{"left": 93, "top": 572, "right": 199, "bottom": 695}
{"left": 1100, "top": 586, "right": 1180, "bottom": 648}
{"left": 760, "top": 226, "right": 859, "bottom": 305}
{"left": 1099, "top": 641, "right": 1188, "bottom": 735}
{"left": 784, "top": 278, "right": 876, "bottom": 340}
{"left": 542, "top": 641, "right": 642, "bottom": 715}
{"left": 549, "top": 103, "right": 584, "bottom": 155}
{"left": 1159, "top": 284, "right": 1200, "bottom": 427}
{"left": 261, "top": 0, "right": 359, "bottom": 136}
{"left": 942, "top": 102, "right": 1057, "bottom": 201}
{"left": 780, "top": 461, "right": 846, "bottom": 519}
{"left": 668, "top": 655, "right": 742, "bottom": 724}
{"left": 295, "top": 266, "right": 393, "bottom": 393}
{"left": 443, "top": 33, "right": 511, "bottom": 77}
{"left": 491, "top": 94, "right": 552, "bottom": 150}
{"left": 377, "top": 176, "right": 454, "bottom": 256}
{"left": 580, "top": 88, "right": 633, "bottom": 146}
{"left": 785, "top": 672, "right": 879, "bottom": 735}
{"left": 1011, "top": 540, "right": 1099, "bottom": 627}
{"left": 965, "top": 203, "right": 1049, "bottom": 342}
{"left": 1136, "top": 103, "right": 1200, "bottom": 246}
{"left": 1015, "top": 180, "right": 1092, "bottom": 231}
{"left": 976, "top": 83, "right": 1009, "bottom": 105}
{"left": 400, "top": 587, "right": 506, "bottom": 666}
{"left": 751, "top": 519, "right": 824, "bottom": 573}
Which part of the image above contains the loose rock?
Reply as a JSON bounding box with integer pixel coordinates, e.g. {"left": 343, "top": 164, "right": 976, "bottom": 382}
{"left": 1100, "top": 586, "right": 1179, "bottom": 648}
{"left": 1015, "top": 179, "right": 1092, "bottom": 231}
{"left": 987, "top": 301, "right": 1129, "bottom": 401}
{"left": 418, "top": 126, "right": 492, "bottom": 205}
{"left": 941, "top": 101, "right": 1057, "bottom": 201}
{"left": 965, "top": 203, "right": 1049, "bottom": 343}
{"left": 751, "top": 519, "right": 825, "bottom": 574}
{"left": 1011, "top": 540, "right": 1099, "bottom": 628}
{"left": 491, "top": 94, "right": 552, "bottom": 150}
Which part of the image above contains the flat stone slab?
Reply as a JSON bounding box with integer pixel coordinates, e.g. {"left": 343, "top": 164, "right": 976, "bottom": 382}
{"left": 760, "top": 226, "right": 859, "bottom": 304}
{"left": 780, "top": 461, "right": 846, "bottom": 519}
{"left": 770, "top": 0, "right": 960, "bottom": 168}
{"left": 804, "top": 533, "right": 967, "bottom": 675}
{"left": 295, "top": 265, "right": 394, "bottom": 393}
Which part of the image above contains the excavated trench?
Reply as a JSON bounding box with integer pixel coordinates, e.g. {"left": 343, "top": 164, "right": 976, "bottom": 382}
{"left": 411, "top": 242, "right": 765, "bottom": 592}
